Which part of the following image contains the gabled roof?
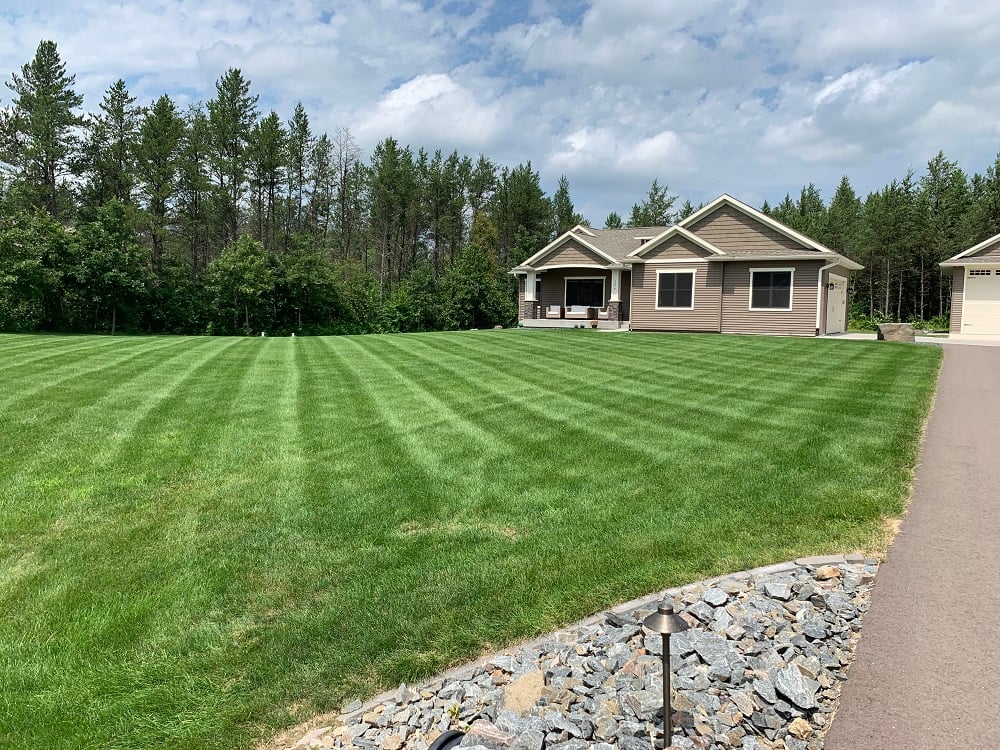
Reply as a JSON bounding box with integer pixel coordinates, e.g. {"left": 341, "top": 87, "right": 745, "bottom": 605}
{"left": 510, "top": 194, "right": 865, "bottom": 273}
{"left": 513, "top": 225, "right": 671, "bottom": 270}
{"left": 940, "top": 231, "right": 1000, "bottom": 266}
{"left": 624, "top": 224, "right": 725, "bottom": 259}
{"left": 516, "top": 226, "right": 617, "bottom": 269}
{"left": 677, "top": 194, "right": 863, "bottom": 270}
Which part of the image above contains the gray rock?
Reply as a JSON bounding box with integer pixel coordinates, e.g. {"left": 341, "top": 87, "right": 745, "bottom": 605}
{"left": 687, "top": 600, "right": 716, "bottom": 623}
{"left": 703, "top": 588, "right": 729, "bottom": 606}
{"left": 773, "top": 664, "right": 819, "bottom": 709}
{"left": 510, "top": 730, "right": 545, "bottom": 750}
{"left": 763, "top": 580, "right": 792, "bottom": 600}
{"left": 690, "top": 630, "right": 733, "bottom": 666}
{"left": 752, "top": 678, "right": 777, "bottom": 704}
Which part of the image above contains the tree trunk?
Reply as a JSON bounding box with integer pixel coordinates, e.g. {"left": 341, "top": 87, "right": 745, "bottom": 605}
{"left": 111, "top": 305, "right": 117, "bottom": 335}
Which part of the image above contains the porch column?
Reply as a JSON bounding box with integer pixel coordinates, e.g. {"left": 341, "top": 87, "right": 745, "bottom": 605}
{"left": 607, "top": 269, "right": 622, "bottom": 322}
{"left": 521, "top": 272, "right": 537, "bottom": 319}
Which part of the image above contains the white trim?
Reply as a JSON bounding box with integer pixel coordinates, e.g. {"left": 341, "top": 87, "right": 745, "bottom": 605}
{"left": 634, "top": 258, "right": 711, "bottom": 265}
{"left": 944, "top": 231, "right": 1000, "bottom": 263}
{"left": 815, "top": 262, "right": 838, "bottom": 332}
{"left": 525, "top": 270, "right": 537, "bottom": 302}
{"left": 564, "top": 275, "right": 606, "bottom": 307}
{"left": 519, "top": 232, "right": 616, "bottom": 268}
{"left": 531, "top": 263, "right": 608, "bottom": 271}
{"left": 749, "top": 267, "right": 795, "bottom": 311}
{"left": 610, "top": 268, "right": 621, "bottom": 303}
{"left": 571, "top": 224, "right": 597, "bottom": 237}
{"left": 654, "top": 269, "right": 697, "bottom": 310}
{"left": 625, "top": 224, "right": 725, "bottom": 258}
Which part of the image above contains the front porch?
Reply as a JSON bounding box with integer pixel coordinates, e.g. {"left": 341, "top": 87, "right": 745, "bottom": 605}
{"left": 520, "top": 318, "right": 629, "bottom": 330}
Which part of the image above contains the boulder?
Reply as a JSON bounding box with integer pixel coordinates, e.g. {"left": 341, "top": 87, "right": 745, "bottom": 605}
{"left": 876, "top": 323, "right": 915, "bottom": 342}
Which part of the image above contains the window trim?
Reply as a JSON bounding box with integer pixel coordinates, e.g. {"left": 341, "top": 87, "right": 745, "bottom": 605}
{"left": 749, "top": 267, "right": 794, "bottom": 311}
{"left": 563, "top": 275, "right": 606, "bottom": 308}
{"left": 654, "top": 269, "right": 697, "bottom": 310}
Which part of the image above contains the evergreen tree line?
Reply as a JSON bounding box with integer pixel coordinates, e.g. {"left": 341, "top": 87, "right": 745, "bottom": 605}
{"left": 3, "top": 40, "right": 999, "bottom": 335}
{"left": 0, "top": 41, "right": 592, "bottom": 335}
{"left": 762, "top": 153, "right": 1000, "bottom": 327}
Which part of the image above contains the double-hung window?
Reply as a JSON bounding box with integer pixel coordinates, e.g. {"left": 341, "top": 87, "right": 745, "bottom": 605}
{"left": 750, "top": 269, "right": 793, "bottom": 310}
{"left": 656, "top": 270, "right": 695, "bottom": 309}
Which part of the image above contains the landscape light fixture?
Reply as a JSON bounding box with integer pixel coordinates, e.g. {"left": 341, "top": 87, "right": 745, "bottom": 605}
{"left": 642, "top": 602, "right": 690, "bottom": 748}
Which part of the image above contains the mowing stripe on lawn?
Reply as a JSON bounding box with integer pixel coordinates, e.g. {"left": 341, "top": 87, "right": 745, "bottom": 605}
{"left": 0, "top": 332, "right": 941, "bottom": 750}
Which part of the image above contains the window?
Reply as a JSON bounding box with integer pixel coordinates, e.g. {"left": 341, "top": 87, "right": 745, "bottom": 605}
{"left": 969, "top": 269, "right": 992, "bottom": 276}
{"left": 565, "top": 278, "right": 605, "bottom": 307}
{"left": 656, "top": 270, "right": 695, "bottom": 309}
{"left": 750, "top": 269, "right": 793, "bottom": 310}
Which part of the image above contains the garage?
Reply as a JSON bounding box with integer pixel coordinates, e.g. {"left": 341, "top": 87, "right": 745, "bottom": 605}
{"left": 942, "top": 233, "right": 1000, "bottom": 336}
{"left": 961, "top": 267, "right": 1000, "bottom": 334}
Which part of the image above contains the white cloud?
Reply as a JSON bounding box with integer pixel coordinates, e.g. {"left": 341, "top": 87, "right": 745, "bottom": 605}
{"left": 354, "top": 73, "right": 506, "bottom": 151}
{"left": 1, "top": 0, "right": 1000, "bottom": 220}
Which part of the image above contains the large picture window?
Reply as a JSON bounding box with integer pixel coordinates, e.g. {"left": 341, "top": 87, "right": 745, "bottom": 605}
{"left": 750, "top": 269, "right": 793, "bottom": 310}
{"left": 656, "top": 270, "right": 695, "bottom": 309}
{"left": 565, "top": 278, "right": 605, "bottom": 307}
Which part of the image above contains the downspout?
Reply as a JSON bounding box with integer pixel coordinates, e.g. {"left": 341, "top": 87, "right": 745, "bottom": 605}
{"left": 816, "top": 262, "right": 838, "bottom": 336}
{"left": 718, "top": 261, "right": 724, "bottom": 333}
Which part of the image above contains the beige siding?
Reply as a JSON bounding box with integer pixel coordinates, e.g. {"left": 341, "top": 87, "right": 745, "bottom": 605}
{"left": 630, "top": 262, "right": 722, "bottom": 331}
{"left": 950, "top": 269, "right": 964, "bottom": 333}
{"left": 688, "top": 205, "right": 805, "bottom": 254}
{"left": 534, "top": 242, "right": 609, "bottom": 269}
{"left": 721, "top": 262, "right": 821, "bottom": 336}
{"left": 639, "top": 237, "right": 713, "bottom": 261}
{"left": 971, "top": 237, "right": 1000, "bottom": 259}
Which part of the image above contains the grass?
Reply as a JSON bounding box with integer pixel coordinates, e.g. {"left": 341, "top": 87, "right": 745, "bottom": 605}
{"left": 0, "top": 330, "right": 940, "bottom": 750}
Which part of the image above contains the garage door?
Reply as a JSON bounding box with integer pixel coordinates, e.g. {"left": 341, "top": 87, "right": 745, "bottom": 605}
{"left": 963, "top": 268, "right": 1000, "bottom": 334}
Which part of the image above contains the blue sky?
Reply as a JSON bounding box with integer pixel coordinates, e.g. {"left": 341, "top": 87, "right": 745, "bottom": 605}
{"left": 2, "top": 0, "right": 999, "bottom": 223}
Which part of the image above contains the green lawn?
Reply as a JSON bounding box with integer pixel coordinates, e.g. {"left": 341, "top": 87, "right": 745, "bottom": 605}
{"left": 0, "top": 331, "right": 940, "bottom": 749}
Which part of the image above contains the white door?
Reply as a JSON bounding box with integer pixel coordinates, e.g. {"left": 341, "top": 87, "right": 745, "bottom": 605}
{"left": 962, "top": 268, "right": 1000, "bottom": 334}
{"left": 825, "top": 274, "right": 848, "bottom": 334}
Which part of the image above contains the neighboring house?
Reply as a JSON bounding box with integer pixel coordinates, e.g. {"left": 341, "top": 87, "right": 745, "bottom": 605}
{"left": 510, "top": 194, "right": 862, "bottom": 336}
{"left": 940, "top": 233, "right": 1000, "bottom": 336}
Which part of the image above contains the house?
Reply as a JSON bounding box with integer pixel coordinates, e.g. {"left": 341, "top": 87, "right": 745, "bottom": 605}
{"left": 510, "top": 194, "right": 862, "bottom": 336}
{"left": 940, "top": 233, "right": 1000, "bottom": 336}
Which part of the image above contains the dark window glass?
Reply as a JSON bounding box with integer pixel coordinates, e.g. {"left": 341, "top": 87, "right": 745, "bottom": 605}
{"left": 657, "top": 272, "right": 694, "bottom": 308}
{"left": 751, "top": 271, "right": 792, "bottom": 309}
{"left": 565, "top": 279, "right": 604, "bottom": 307}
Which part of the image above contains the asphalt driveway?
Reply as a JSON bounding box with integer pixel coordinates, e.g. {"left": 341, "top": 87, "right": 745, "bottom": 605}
{"left": 824, "top": 343, "right": 1000, "bottom": 749}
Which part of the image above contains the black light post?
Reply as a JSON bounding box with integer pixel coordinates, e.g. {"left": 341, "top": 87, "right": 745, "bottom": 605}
{"left": 643, "top": 602, "right": 690, "bottom": 748}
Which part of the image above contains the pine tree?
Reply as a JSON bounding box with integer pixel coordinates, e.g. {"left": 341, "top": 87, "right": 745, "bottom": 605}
{"left": 0, "top": 40, "right": 83, "bottom": 219}
{"left": 604, "top": 211, "right": 623, "bottom": 229}
{"left": 135, "top": 94, "right": 184, "bottom": 271}
{"left": 626, "top": 179, "right": 676, "bottom": 226}
{"left": 207, "top": 68, "right": 259, "bottom": 244}
{"left": 81, "top": 79, "right": 141, "bottom": 208}
{"left": 551, "top": 174, "right": 583, "bottom": 236}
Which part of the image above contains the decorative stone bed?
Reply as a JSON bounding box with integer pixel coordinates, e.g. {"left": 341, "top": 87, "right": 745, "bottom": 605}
{"left": 287, "top": 554, "right": 876, "bottom": 750}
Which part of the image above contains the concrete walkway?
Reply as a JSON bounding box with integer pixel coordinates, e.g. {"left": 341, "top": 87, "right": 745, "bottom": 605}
{"left": 824, "top": 344, "right": 1000, "bottom": 749}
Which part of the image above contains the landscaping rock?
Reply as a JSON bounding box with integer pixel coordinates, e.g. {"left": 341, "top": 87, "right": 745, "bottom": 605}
{"left": 503, "top": 670, "right": 545, "bottom": 714}
{"left": 876, "top": 322, "right": 916, "bottom": 342}
{"left": 285, "top": 555, "right": 876, "bottom": 750}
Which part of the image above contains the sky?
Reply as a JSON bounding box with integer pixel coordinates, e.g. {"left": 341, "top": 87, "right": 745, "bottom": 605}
{"left": 2, "top": 0, "right": 999, "bottom": 224}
